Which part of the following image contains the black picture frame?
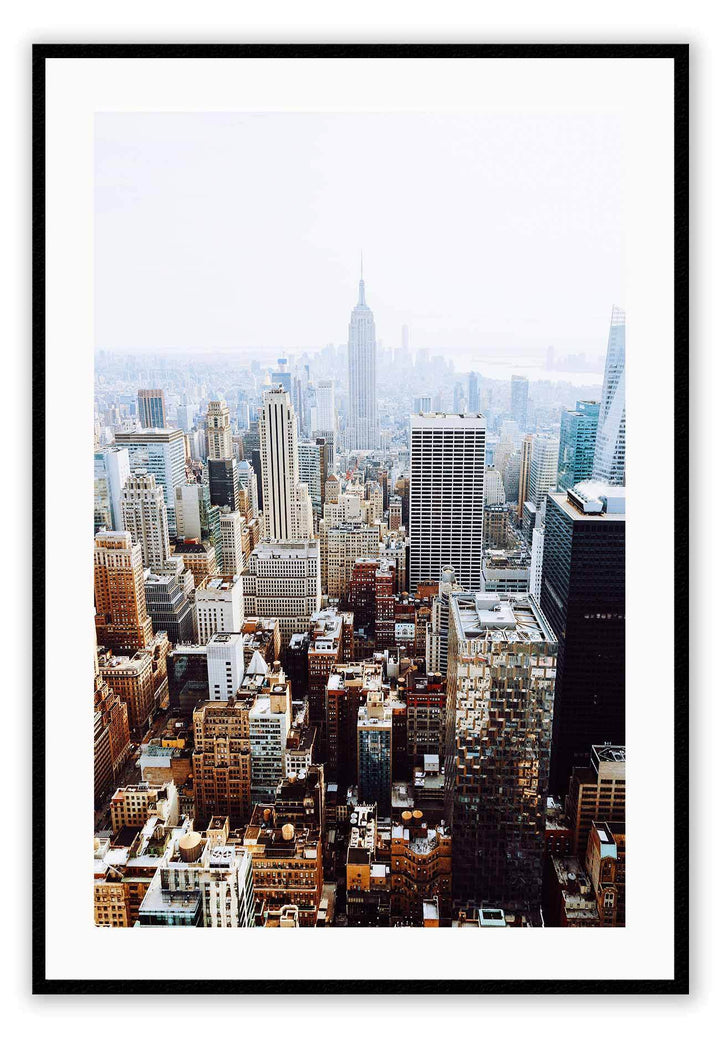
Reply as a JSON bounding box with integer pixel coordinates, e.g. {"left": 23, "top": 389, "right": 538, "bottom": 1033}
{"left": 32, "top": 43, "right": 689, "bottom": 996}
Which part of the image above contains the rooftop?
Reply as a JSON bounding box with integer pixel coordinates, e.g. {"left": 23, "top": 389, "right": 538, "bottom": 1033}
{"left": 553, "top": 480, "right": 626, "bottom": 519}
{"left": 450, "top": 592, "right": 556, "bottom": 644}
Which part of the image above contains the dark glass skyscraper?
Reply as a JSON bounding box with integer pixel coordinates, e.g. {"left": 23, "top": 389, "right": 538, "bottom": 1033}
{"left": 207, "top": 458, "right": 239, "bottom": 511}
{"left": 557, "top": 400, "right": 600, "bottom": 491}
{"left": 540, "top": 482, "right": 626, "bottom": 793}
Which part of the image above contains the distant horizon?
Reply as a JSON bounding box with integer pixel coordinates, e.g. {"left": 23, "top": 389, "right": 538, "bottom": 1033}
{"left": 96, "top": 112, "right": 623, "bottom": 355}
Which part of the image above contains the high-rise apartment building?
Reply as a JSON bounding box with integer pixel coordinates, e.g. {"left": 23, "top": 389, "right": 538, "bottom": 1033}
{"left": 445, "top": 592, "right": 557, "bottom": 910}
{"left": 193, "top": 698, "right": 252, "bottom": 827}
{"left": 510, "top": 375, "right": 529, "bottom": 431}
{"left": 144, "top": 559, "right": 195, "bottom": 643}
{"left": 174, "top": 481, "right": 221, "bottom": 552}
{"left": 484, "top": 467, "right": 506, "bottom": 506}
{"left": 540, "top": 481, "right": 626, "bottom": 792}
{"left": 94, "top": 530, "right": 154, "bottom": 654}
{"left": 114, "top": 428, "right": 186, "bottom": 537}
{"left": 298, "top": 440, "right": 322, "bottom": 515}
{"left": 195, "top": 576, "right": 244, "bottom": 644}
{"left": 120, "top": 472, "right": 171, "bottom": 569}
{"left": 558, "top": 400, "right": 600, "bottom": 491}
{"left": 206, "top": 399, "right": 234, "bottom": 460}
{"left": 97, "top": 635, "right": 171, "bottom": 733}
{"left": 242, "top": 540, "right": 321, "bottom": 649}
{"left": 219, "top": 509, "right": 245, "bottom": 575}
{"left": 528, "top": 435, "right": 560, "bottom": 508}
{"left": 403, "top": 668, "right": 447, "bottom": 772}
{"left": 137, "top": 389, "right": 167, "bottom": 429}
{"left": 313, "top": 379, "right": 336, "bottom": 434}
{"left": 346, "top": 265, "right": 377, "bottom": 450}
{"left": 565, "top": 744, "right": 626, "bottom": 858}
{"left": 426, "top": 566, "right": 461, "bottom": 676}
{"left": 242, "top": 805, "right": 324, "bottom": 926}
{"left": 237, "top": 460, "right": 260, "bottom": 520}
{"left": 409, "top": 413, "right": 486, "bottom": 592}
{"left": 585, "top": 820, "right": 626, "bottom": 926}
{"left": 593, "top": 306, "right": 626, "bottom": 485}
{"left": 321, "top": 521, "right": 381, "bottom": 601}
{"left": 258, "top": 387, "right": 313, "bottom": 541}
{"left": 206, "top": 631, "right": 245, "bottom": 702}
{"left": 517, "top": 434, "right": 533, "bottom": 518}
{"left": 94, "top": 672, "right": 131, "bottom": 803}
{"left": 94, "top": 446, "right": 130, "bottom": 531}
{"left": 249, "top": 666, "right": 292, "bottom": 802}
{"left": 357, "top": 695, "right": 393, "bottom": 814}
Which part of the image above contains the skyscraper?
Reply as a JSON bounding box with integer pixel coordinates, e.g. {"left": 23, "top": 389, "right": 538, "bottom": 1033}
{"left": 357, "top": 696, "right": 393, "bottom": 814}
{"left": 528, "top": 435, "right": 560, "bottom": 507}
{"left": 517, "top": 434, "right": 533, "bottom": 518}
{"left": 206, "top": 399, "right": 234, "bottom": 460}
{"left": 298, "top": 440, "right": 322, "bottom": 516}
{"left": 313, "top": 379, "right": 336, "bottom": 435}
{"left": 120, "top": 472, "right": 171, "bottom": 569}
{"left": 137, "top": 389, "right": 167, "bottom": 429}
{"left": 114, "top": 428, "right": 186, "bottom": 537}
{"left": 445, "top": 592, "right": 557, "bottom": 910}
{"left": 558, "top": 400, "right": 600, "bottom": 491}
{"left": 409, "top": 413, "right": 486, "bottom": 592}
{"left": 206, "top": 631, "right": 245, "bottom": 702}
{"left": 468, "top": 372, "right": 480, "bottom": 413}
{"left": 94, "top": 446, "right": 130, "bottom": 532}
{"left": 346, "top": 262, "right": 377, "bottom": 451}
{"left": 94, "top": 530, "right": 154, "bottom": 654}
{"left": 540, "top": 481, "right": 626, "bottom": 792}
{"left": 242, "top": 539, "right": 321, "bottom": 649}
{"left": 510, "top": 375, "right": 529, "bottom": 431}
{"left": 593, "top": 306, "right": 626, "bottom": 485}
{"left": 426, "top": 566, "right": 461, "bottom": 676}
{"left": 258, "top": 387, "right": 313, "bottom": 541}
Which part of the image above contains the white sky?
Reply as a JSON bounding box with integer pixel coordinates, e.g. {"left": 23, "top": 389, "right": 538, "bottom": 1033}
{"left": 95, "top": 112, "right": 624, "bottom": 355}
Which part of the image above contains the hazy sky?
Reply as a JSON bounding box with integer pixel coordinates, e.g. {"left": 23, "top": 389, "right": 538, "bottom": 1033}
{"left": 95, "top": 112, "right": 624, "bottom": 356}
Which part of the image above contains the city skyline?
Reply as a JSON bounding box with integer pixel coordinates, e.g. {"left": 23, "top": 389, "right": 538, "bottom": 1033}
{"left": 96, "top": 112, "right": 624, "bottom": 356}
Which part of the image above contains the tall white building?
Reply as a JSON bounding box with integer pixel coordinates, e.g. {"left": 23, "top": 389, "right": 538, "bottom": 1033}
{"left": 207, "top": 632, "right": 245, "bottom": 701}
{"left": 114, "top": 427, "right": 186, "bottom": 537}
{"left": 258, "top": 387, "right": 313, "bottom": 541}
{"left": 313, "top": 379, "right": 336, "bottom": 435}
{"left": 237, "top": 460, "right": 259, "bottom": 520}
{"left": 249, "top": 669, "right": 292, "bottom": 802}
{"left": 529, "top": 526, "right": 545, "bottom": 599}
{"left": 484, "top": 467, "right": 506, "bottom": 506}
{"left": 528, "top": 435, "right": 560, "bottom": 507}
{"left": 409, "top": 412, "right": 486, "bottom": 592}
{"left": 94, "top": 446, "right": 130, "bottom": 531}
{"left": 175, "top": 481, "right": 210, "bottom": 541}
{"left": 346, "top": 264, "right": 377, "bottom": 451}
{"left": 426, "top": 565, "right": 462, "bottom": 676}
{"left": 242, "top": 539, "right": 321, "bottom": 649}
{"left": 298, "top": 440, "right": 322, "bottom": 515}
{"left": 593, "top": 306, "right": 626, "bottom": 485}
{"left": 206, "top": 399, "right": 234, "bottom": 460}
{"left": 195, "top": 576, "right": 244, "bottom": 644}
{"left": 220, "top": 509, "right": 245, "bottom": 575}
{"left": 120, "top": 472, "right": 171, "bottom": 569}
{"left": 177, "top": 403, "right": 199, "bottom": 432}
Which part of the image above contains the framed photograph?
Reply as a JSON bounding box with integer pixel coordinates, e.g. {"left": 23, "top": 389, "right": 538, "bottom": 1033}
{"left": 33, "top": 44, "right": 688, "bottom": 994}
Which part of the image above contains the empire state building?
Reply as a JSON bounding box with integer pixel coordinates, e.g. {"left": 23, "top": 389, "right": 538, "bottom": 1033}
{"left": 346, "top": 262, "right": 377, "bottom": 451}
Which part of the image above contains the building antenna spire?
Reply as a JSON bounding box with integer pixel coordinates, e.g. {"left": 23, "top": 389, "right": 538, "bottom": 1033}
{"left": 358, "top": 251, "right": 366, "bottom": 306}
